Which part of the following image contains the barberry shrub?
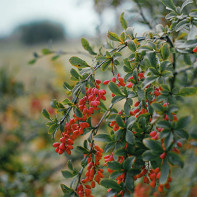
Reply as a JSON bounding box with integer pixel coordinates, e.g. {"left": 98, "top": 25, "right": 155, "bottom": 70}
{"left": 41, "top": 0, "right": 197, "bottom": 196}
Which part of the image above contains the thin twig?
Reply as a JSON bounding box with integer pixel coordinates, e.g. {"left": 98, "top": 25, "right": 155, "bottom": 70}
{"left": 135, "top": 1, "right": 153, "bottom": 29}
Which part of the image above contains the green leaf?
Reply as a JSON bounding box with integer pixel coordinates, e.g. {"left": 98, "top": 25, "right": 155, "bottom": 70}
{"left": 48, "top": 123, "right": 58, "bottom": 134}
{"left": 147, "top": 51, "right": 157, "bottom": 68}
{"left": 168, "top": 152, "right": 184, "bottom": 168}
{"left": 177, "top": 116, "right": 191, "bottom": 129}
{"left": 189, "top": 9, "right": 197, "bottom": 17}
{"left": 100, "top": 179, "right": 122, "bottom": 191}
{"left": 126, "top": 116, "right": 136, "bottom": 129}
{"left": 178, "top": 87, "right": 197, "bottom": 96}
{"left": 62, "top": 170, "right": 75, "bottom": 178}
{"left": 107, "top": 31, "right": 121, "bottom": 42}
{"left": 94, "top": 134, "right": 112, "bottom": 142}
{"left": 160, "top": 158, "right": 169, "bottom": 184}
{"left": 70, "top": 68, "right": 80, "bottom": 80}
{"left": 81, "top": 38, "right": 97, "bottom": 55}
{"left": 104, "top": 142, "right": 115, "bottom": 153}
{"left": 101, "top": 60, "right": 111, "bottom": 71}
{"left": 62, "top": 98, "right": 73, "bottom": 106}
{"left": 142, "top": 150, "right": 158, "bottom": 161}
{"left": 123, "top": 157, "right": 135, "bottom": 171}
{"left": 74, "top": 107, "right": 83, "bottom": 118}
{"left": 126, "top": 130, "right": 135, "bottom": 145}
{"left": 181, "top": 0, "right": 193, "bottom": 12}
{"left": 157, "top": 120, "right": 171, "bottom": 129}
{"left": 120, "top": 12, "right": 128, "bottom": 30}
{"left": 161, "top": 43, "right": 170, "bottom": 60}
{"left": 143, "top": 76, "right": 158, "bottom": 88}
{"left": 125, "top": 173, "right": 134, "bottom": 192}
{"left": 116, "top": 115, "right": 125, "bottom": 128}
{"left": 42, "top": 48, "right": 52, "bottom": 55}
{"left": 164, "top": 132, "right": 174, "bottom": 149}
{"left": 143, "top": 139, "right": 163, "bottom": 153}
{"left": 151, "top": 103, "right": 164, "bottom": 113}
{"left": 161, "top": 0, "right": 177, "bottom": 12}
{"left": 69, "top": 56, "right": 90, "bottom": 68}
{"left": 61, "top": 184, "right": 74, "bottom": 194}
{"left": 28, "top": 59, "right": 37, "bottom": 65}
{"left": 127, "top": 40, "right": 136, "bottom": 52}
{"left": 76, "top": 146, "right": 89, "bottom": 154}
{"left": 107, "top": 161, "right": 122, "bottom": 170}
{"left": 42, "top": 109, "right": 51, "bottom": 120}
{"left": 63, "top": 82, "right": 72, "bottom": 91}
{"left": 124, "top": 99, "right": 131, "bottom": 116}
{"left": 174, "top": 129, "right": 189, "bottom": 139}
{"left": 112, "top": 96, "right": 125, "bottom": 104}
{"left": 109, "top": 82, "right": 124, "bottom": 96}
{"left": 175, "top": 19, "right": 188, "bottom": 32}
{"left": 67, "top": 160, "right": 73, "bottom": 170}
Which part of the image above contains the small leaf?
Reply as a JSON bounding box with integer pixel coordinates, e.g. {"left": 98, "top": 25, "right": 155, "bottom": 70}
{"left": 125, "top": 173, "right": 134, "bottom": 192}
{"left": 42, "top": 48, "right": 52, "bottom": 55}
{"left": 63, "top": 82, "right": 72, "bottom": 91}
{"left": 112, "top": 96, "right": 125, "bottom": 104}
{"left": 107, "top": 31, "right": 121, "bottom": 42}
{"left": 126, "top": 116, "right": 136, "bottom": 129}
{"left": 127, "top": 40, "right": 136, "bottom": 52}
{"left": 143, "top": 139, "right": 163, "bottom": 153}
{"left": 161, "top": 43, "right": 170, "bottom": 60}
{"left": 69, "top": 56, "right": 90, "bottom": 68}
{"left": 123, "top": 157, "right": 135, "bottom": 171}
{"left": 126, "top": 130, "right": 135, "bottom": 144}
{"left": 28, "top": 59, "right": 37, "bottom": 65}
{"left": 70, "top": 68, "right": 80, "bottom": 80}
{"left": 124, "top": 99, "right": 131, "bottom": 116}
{"left": 142, "top": 150, "right": 158, "bottom": 161}
{"left": 164, "top": 132, "right": 174, "bottom": 149}
{"left": 168, "top": 152, "right": 184, "bottom": 168}
{"left": 76, "top": 146, "right": 89, "bottom": 154}
{"left": 81, "top": 38, "right": 97, "bottom": 55}
{"left": 62, "top": 170, "right": 75, "bottom": 178}
{"left": 178, "top": 87, "right": 197, "bottom": 96}
{"left": 177, "top": 116, "right": 191, "bottom": 129}
{"left": 174, "top": 129, "right": 189, "bottom": 139}
{"left": 116, "top": 115, "right": 125, "bottom": 128}
{"left": 74, "top": 107, "right": 83, "bottom": 118}
{"left": 161, "top": 0, "right": 177, "bottom": 12}
{"left": 42, "top": 109, "right": 51, "bottom": 120}
{"left": 67, "top": 160, "right": 73, "bottom": 170}
{"left": 107, "top": 161, "right": 122, "bottom": 170}
{"left": 48, "top": 123, "right": 58, "bottom": 134}
{"left": 180, "top": 0, "right": 193, "bottom": 12}
{"left": 94, "top": 134, "right": 112, "bottom": 142}
{"left": 101, "top": 60, "right": 111, "bottom": 71}
{"left": 108, "top": 82, "right": 124, "bottom": 96}
{"left": 100, "top": 179, "right": 122, "bottom": 191}
{"left": 160, "top": 158, "right": 169, "bottom": 184}
{"left": 120, "top": 12, "right": 128, "bottom": 30}
{"left": 151, "top": 103, "right": 164, "bottom": 113}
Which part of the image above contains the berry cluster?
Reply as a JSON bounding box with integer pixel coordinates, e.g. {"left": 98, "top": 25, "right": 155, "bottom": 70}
{"left": 77, "top": 145, "right": 104, "bottom": 197}
{"left": 52, "top": 80, "right": 106, "bottom": 155}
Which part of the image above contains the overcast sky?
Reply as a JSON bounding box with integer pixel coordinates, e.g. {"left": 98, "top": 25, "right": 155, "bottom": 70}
{"left": 0, "top": 0, "right": 116, "bottom": 38}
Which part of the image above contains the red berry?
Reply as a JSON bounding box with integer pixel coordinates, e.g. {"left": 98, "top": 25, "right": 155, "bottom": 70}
{"left": 160, "top": 152, "right": 166, "bottom": 159}
{"left": 154, "top": 90, "right": 161, "bottom": 96}
{"left": 193, "top": 46, "right": 197, "bottom": 53}
{"left": 96, "top": 79, "right": 101, "bottom": 84}
{"left": 53, "top": 142, "right": 60, "bottom": 147}
{"left": 103, "top": 80, "right": 110, "bottom": 85}
{"left": 177, "top": 141, "right": 182, "bottom": 147}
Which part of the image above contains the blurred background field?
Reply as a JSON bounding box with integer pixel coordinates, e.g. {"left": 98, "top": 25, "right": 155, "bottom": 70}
{"left": 0, "top": 0, "right": 197, "bottom": 197}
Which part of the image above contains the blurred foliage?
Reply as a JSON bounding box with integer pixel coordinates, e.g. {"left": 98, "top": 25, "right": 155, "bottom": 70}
{"left": 18, "top": 21, "right": 65, "bottom": 45}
